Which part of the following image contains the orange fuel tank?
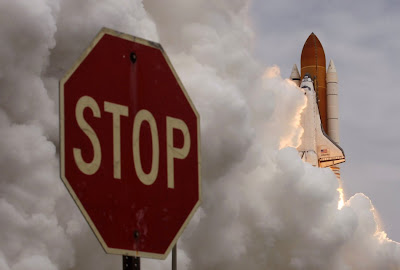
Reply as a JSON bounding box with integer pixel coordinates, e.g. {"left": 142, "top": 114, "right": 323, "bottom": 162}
{"left": 300, "top": 33, "right": 327, "bottom": 132}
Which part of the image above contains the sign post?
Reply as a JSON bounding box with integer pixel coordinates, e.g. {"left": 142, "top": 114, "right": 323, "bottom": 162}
{"left": 172, "top": 244, "right": 177, "bottom": 270}
{"left": 59, "top": 28, "right": 201, "bottom": 263}
{"left": 123, "top": 256, "right": 140, "bottom": 270}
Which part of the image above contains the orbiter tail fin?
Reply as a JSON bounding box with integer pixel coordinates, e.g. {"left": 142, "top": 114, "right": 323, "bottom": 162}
{"left": 316, "top": 127, "right": 345, "bottom": 168}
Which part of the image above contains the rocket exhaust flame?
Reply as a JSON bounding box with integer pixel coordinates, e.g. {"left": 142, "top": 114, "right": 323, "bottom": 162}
{"left": 337, "top": 181, "right": 345, "bottom": 210}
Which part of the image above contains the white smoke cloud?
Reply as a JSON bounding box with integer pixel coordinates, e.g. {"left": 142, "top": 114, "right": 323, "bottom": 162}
{"left": 0, "top": 0, "right": 399, "bottom": 269}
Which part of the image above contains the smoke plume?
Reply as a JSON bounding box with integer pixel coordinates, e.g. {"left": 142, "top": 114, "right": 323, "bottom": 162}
{"left": 0, "top": 0, "right": 399, "bottom": 269}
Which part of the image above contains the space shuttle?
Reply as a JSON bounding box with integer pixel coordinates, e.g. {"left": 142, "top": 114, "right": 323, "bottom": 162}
{"left": 290, "top": 33, "right": 345, "bottom": 177}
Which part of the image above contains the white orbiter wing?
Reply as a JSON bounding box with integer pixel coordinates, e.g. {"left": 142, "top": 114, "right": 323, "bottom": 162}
{"left": 297, "top": 75, "right": 345, "bottom": 168}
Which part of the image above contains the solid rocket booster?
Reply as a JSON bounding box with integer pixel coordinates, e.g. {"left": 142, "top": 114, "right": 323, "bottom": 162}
{"left": 326, "top": 60, "right": 341, "bottom": 178}
{"left": 327, "top": 60, "right": 339, "bottom": 145}
{"left": 291, "top": 33, "right": 345, "bottom": 172}
{"left": 290, "top": 64, "right": 301, "bottom": 87}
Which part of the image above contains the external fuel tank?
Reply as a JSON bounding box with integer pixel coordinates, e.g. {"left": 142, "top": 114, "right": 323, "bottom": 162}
{"left": 300, "top": 33, "right": 327, "bottom": 132}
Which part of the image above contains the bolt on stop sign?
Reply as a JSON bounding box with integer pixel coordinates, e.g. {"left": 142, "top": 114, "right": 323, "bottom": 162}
{"left": 59, "top": 28, "right": 201, "bottom": 259}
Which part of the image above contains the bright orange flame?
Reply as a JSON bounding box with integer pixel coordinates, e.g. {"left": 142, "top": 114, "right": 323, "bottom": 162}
{"left": 337, "top": 187, "right": 345, "bottom": 210}
{"left": 336, "top": 177, "right": 345, "bottom": 209}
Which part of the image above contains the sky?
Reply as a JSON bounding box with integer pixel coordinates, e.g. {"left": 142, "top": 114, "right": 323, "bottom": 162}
{"left": 1, "top": 0, "right": 400, "bottom": 269}
{"left": 250, "top": 0, "right": 400, "bottom": 241}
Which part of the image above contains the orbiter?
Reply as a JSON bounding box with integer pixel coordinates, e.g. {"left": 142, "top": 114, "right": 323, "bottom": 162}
{"left": 290, "top": 33, "right": 345, "bottom": 178}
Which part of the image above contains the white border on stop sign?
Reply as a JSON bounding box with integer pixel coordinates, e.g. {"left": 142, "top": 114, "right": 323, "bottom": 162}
{"left": 59, "top": 27, "right": 201, "bottom": 259}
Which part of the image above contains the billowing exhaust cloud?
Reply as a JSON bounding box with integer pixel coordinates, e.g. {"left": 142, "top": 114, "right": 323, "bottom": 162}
{"left": 0, "top": 0, "right": 399, "bottom": 269}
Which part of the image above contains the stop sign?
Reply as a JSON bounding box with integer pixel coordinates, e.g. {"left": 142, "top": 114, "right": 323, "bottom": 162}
{"left": 59, "top": 28, "right": 201, "bottom": 259}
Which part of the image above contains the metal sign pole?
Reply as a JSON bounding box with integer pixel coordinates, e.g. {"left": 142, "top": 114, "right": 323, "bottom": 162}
{"left": 172, "top": 244, "right": 177, "bottom": 270}
{"left": 123, "top": 256, "right": 140, "bottom": 270}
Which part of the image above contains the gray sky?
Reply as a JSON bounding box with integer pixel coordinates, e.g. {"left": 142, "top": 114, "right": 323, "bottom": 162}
{"left": 250, "top": 0, "right": 400, "bottom": 241}
{"left": 1, "top": 1, "right": 400, "bottom": 269}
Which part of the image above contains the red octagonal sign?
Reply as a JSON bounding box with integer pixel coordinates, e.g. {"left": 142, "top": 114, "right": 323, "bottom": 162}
{"left": 60, "top": 28, "right": 201, "bottom": 259}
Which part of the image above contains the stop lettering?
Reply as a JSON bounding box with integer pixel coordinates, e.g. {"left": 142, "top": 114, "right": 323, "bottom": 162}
{"left": 73, "top": 96, "right": 190, "bottom": 189}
